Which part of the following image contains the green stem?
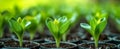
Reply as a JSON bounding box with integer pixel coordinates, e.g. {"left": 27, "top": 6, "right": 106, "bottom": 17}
{"left": 62, "top": 34, "right": 66, "bottom": 41}
{"left": 94, "top": 35, "right": 99, "bottom": 48}
{"left": 30, "top": 31, "right": 35, "bottom": 41}
{"left": 55, "top": 37, "right": 61, "bottom": 48}
{"left": 18, "top": 36, "right": 23, "bottom": 47}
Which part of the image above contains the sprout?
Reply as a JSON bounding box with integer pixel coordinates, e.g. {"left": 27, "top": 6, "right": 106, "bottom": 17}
{"left": 25, "top": 14, "right": 41, "bottom": 40}
{"left": 9, "top": 17, "right": 27, "bottom": 47}
{"left": 46, "top": 16, "right": 71, "bottom": 48}
{"left": 0, "top": 10, "right": 14, "bottom": 38}
{"left": 80, "top": 12, "right": 107, "bottom": 48}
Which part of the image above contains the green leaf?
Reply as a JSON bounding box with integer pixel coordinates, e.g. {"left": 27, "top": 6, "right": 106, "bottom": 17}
{"left": 58, "top": 16, "right": 67, "bottom": 25}
{"left": 60, "top": 20, "right": 71, "bottom": 34}
{"left": 80, "top": 23, "right": 91, "bottom": 33}
{"left": 95, "top": 17, "right": 107, "bottom": 35}
{"left": 17, "top": 17, "right": 22, "bottom": 23}
{"left": 9, "top": 19, "right": 23, "bottom": 36}
{"left": 27, "top": 20, "right": 38, "bottom": 31}
{"left": 35, "top": 14, "right": 41, "bottom": 23}
{"left": 90, "top": 17, "right": 97, "bottom": 31}
{"left": 46, "top": 18, "right": 53, "bottom": 33}
{"left": 21, "top": 19, "right": 30, "bottom": 28}
{"left": 24, "top": 16, "right": 40, "bottom": 31}
{"left": 46, "top": 18, "right": 59, "bottom": 35}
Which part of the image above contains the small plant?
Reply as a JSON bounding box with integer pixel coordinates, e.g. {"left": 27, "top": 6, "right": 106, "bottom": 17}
{"left": 0, "top": 10, "right": 14, "bottom": 38}
{"left": 80, "top": 12, "right": 107, "bottom": 48}
{"left": 25, "top": 14, "right": 41, "bottom": 40}
{"left": 46, "top": 16, "right": 71, "bottom": 48}
{"left": 9, "top": 17, "right": 29, "bottom": 47}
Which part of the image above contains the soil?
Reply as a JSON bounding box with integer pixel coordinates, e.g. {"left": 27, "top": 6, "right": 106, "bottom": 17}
{"left": 3, "top": 25, "right": 11, "bottom": 38}
{"left": 79, "top": 43, "right": 116, "bottom": 49}
{"left": 22, "top": 32, "right": 49, "bottom": 40}
{"left": 12, "top": 32, "right": 50, "bottom": 43}
{"left": 83, "top": 33, "right": 109, "bottom": 41}
{"left": 0, "top": 38, "right": 40, "bottom": 49}
{"left": 44, "top": 33, "right": 82, "bottom": 43}
{"left": 66, "top": 34, "right": 82, "bottom": 42}
{"left": 41, "top": 42, "right": 77, "bottom": 49}
{"left": 2, "top": 31, "right": 11, "bottom": 38}
{"left": 115, "top": 36, "right": 120, "bottom": 40}
{"left": 109, "top": 25, "right": 120, "bottom": 34}
{"left": 0, "top": 42, "right": 4, "bottom": 48}
{"left": 105, "top": 40, "right": 120, "bottom": 45}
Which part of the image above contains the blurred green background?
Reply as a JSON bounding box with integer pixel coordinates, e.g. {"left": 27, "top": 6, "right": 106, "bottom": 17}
{"left": 0, "top": 0, "right": 120, "bottom": 32}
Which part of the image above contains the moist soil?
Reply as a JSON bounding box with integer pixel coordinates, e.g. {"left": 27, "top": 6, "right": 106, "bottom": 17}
{"left": 1, "top": 39, "right": 40, "bottom": 49}
{"left": 41, "top": 43, "right": 76, "bottom": 48}
{"left": 83, "top": 33, "right": 109, "bottom": 41}
{"left": 79, "top": 43, "right": 116, "bottom": 49}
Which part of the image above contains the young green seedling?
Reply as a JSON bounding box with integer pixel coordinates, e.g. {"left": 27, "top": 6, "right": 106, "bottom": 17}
{"left": 0, "top": 11, "right": 14, "bottom": 38}
{"left": 25, "top": 14, "right": 41, "bottom": 40}
{"left": 80, "top": 12, "right": 107, "bottom": 48}
{"left": 9, "top": 17, "right": 29, "bottom": 47}
{"left": 46, "top": 16, "right": 71, "bottom": 48}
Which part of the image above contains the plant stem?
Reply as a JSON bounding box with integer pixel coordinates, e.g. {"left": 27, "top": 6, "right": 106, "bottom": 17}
{"left": 55, "top": 37, "right": 61, "bottom": 48}
{"left": 94, "top": 35, "right": 99, "bottom": 48}
{"left": 62, "top": 34, "right": 66, "bottom": 41}
{"left": 30, "top": 31, "right": 35, "bottom": 41}
{"left": 18, "top": 36, "right": 23, "bottom": 47}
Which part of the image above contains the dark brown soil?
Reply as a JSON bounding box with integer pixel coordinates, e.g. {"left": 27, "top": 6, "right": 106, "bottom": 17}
{"left": 67, "top": 34, "right": 81, "bottom": 42}
{"left": 83, "top": 33, "right": 108, "bottom": 41}
{"left": 41, "top": 43, "right": 76, "bottom": 48}
{"left": 79, "top": 43, "right": 116, "bottom": 49}
{"left": 45, "top": 34, "right": 81, "bottom": 42}
{"left": 2, "top": 38, "right": 40, "bottom": 49}
{"left": 13, "top": 32, "right": 50, "bottom": 42}
{"left": 3, "top": 32, "right": 11, "bottom": 38}
{"left": 109, "top": 26, "right": 120, "bottom": 34}
{"left": 99, "top": 34, "right": 109, "bottom": 40}
{"left": 23, "top": 32, "right": 48, "bottom": 40}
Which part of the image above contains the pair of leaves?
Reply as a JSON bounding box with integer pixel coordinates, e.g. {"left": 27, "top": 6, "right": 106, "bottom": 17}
{"left": 9, "top": 19, "right": 23, "bottom": 36}
{"left": 46, "top": 18, "right": 59, "bottom": 37}
{"left": 9, "top": 16, "right": 32, "bottom": 36}
{"left": 80, "top": 17, "right": 107, "bottom": 36}
{"left": 46, "top": 16, "right": 71, "bottom": 38}
{"left": 24, "top": 14, "right": 41, "bottom": 31}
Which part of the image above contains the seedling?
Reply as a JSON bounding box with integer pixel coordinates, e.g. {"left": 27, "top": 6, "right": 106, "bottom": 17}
{"left": 0, "top": 10, "right": 14, "bottom": 38}
{"left": 46, "top": 16, "right": 71, "bottom": 48}
{"left": 9, "top": 17, "right": 29, "bottom": 47}
{"left": 25, "top": 14, "right": 41, "bottom": 40}
{"left": 80, "top": 12, "right": 107, "bottom": 48}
